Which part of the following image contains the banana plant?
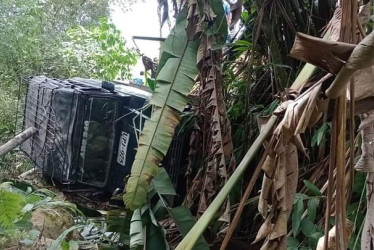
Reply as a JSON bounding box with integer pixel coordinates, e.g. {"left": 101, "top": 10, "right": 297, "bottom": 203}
{"left": 123, "top": 7, "right": 200, "bottom": 211}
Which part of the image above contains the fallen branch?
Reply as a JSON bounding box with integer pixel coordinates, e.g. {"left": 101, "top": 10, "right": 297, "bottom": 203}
{"left": 0, "top": 127, "right": 37, "bottom": 157}
{"left": 18, "top": 168, "right": 36, "bottom": 179}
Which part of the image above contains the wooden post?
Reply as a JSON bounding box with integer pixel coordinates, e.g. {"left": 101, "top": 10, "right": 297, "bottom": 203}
{"left": 0, "top": 127, "right": 37, "bottom": 156}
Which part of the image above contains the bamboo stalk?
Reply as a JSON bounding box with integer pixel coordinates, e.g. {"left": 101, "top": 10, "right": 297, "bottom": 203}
{"left": 220, "top": 137, "right": 274, "bottom": 250}
{"left": 347, "top": 53, "right": 356, "bottom": 204}
{"left": 331, "top": 1, "right": 356, "bottom": 248}
{"left": 348, "top": 0, "right": 359, "bottom": 204}
{"left": 175, "top": 115, "right": 278, "bottom": 250}
{"left": 324, "top": 100, "right": 338, "bottom": 250}
{"left": 0, "top": 127, "right": 37, "bottom": 156}
{"left": 335, "top": 93, "right": 347, "bottom": 249}
{"left": 292, "top": 63, "right": 317, "bottom": 90}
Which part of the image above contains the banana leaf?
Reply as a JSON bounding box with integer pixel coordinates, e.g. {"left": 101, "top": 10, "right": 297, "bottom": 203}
{"left": 152, "top": 169, "right": 210, "bottom": 250}
{"left": 123, "top": 8, "right": 199, "bottom": 211}
{"left": 170, "top": 206, "right": 210, "bottom": 250}
{"left": 130, "top": 205, "right": 170, "bottom": 250}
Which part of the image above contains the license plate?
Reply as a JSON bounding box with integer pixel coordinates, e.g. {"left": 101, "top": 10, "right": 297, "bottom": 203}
{"left": 117, "top": 132, "right": 130, "bottom": 166}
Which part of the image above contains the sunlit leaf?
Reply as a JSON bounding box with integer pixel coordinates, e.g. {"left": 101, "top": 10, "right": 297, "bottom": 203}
{"left": 0, "top": 187, "right": 25, "bottom": 229}
{"left": 68, "top": 240, "right": 79, "bottom": 250}
{"left": 147, "top": 78, "right": 156, "bottom": 92}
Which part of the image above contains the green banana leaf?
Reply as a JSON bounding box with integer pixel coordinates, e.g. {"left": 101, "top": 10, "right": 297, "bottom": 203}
{"left": 123, "top": 8, "right": 199, "bottom": 211}
{"left": 130, "top": 205, "right": 170, "bottom": 250}
{"left": 151, "top": 167, "right": 177, "bottom": 196}
{"left": 152, "top": 169, "right": 210, "bottom": 250}
{"left": 129, "top": 206, "right": 145, "bottom": 249}
{"left": 170, "top": 206, "right": 210, "bottom": 250}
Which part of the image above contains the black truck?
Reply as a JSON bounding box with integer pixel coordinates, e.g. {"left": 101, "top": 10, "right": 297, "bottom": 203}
{"left": 21, "top": 76, "right": 159, "bottom": 193}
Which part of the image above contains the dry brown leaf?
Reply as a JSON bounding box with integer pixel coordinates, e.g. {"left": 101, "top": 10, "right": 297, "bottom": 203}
{"left": 323, "top": 7, "right": 342, "bottom": 42}
{"left": 295, "top": 77, "right": 330, "bottom": 134}
{"left": 359, "top": 2, "right": 371, "bottom": 25}
{"left": 255, "top": 141, "right": 298, "bottom": 249}
{"left": 285, "top": 144, "right": 298, "bottom": 215}
{"left": 290, "top": 33, "right": 355, "bottom": 74}
{"left": 347, "top": 66, "right": 374, "bottom": 102}
{"left": 258, "top": 173, "right": 272, "bottom": 218}
{"left": 186, "top": 0, "right": 199, "bottom": 40}
{"left": 355, "top": 111, "right": 374, "bottom": 249}
{"left": 185, "top": 38, "right": 235, "bottom": 222}
{"left": 269, "top": 211, "right": 288, "bottom": 240}
{"left": 261, "top": 155, "right": 275, "bottom": 177}
{"left": 326, "top": 30, "right": 374, "bottom": 98}
{"left": 355, "top": 97, "right": 374, "bottom": 115}
{"left": 253, "top": 217, "right": 273, "bottom": 243}
{"left": 355, "top": 113, "right": 374, "bottom": 172}
{"left": 273, "top": 76, "right": 330, "bottom": 141}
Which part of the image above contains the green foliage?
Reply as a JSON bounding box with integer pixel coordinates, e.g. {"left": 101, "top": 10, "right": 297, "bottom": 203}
{"left": 130, "top": 205, "right": 169, "bottom": 250}
{"left": 0, "top": 0, "right": 111, "bottom": 78}
{"left": 0, "top": 180, "right": 85, "bottom": 249}
{"left": 0, "top": 183, "right": 25, "bottom": 230}
{"left": 0, "top": 0, "right": 135, "bottom": 171}
{"left": 147, "top": 77, "right": 157, "bottom": 92}
{"left": 290, "top": 183, "right": 324, "bottom": 249}
{"left": 169, "top": 207, "right": 209, "bottom": 250}
{"left": 48, "top": 225, "right": 85, "bottom": 250}
{"left": 123, "top": 8, "right": 200, "bottom": 211}
{"left": 18, "top": 230, "right": 40, "bottom": 247}
{"left": 60, "top": 240, "right": 79, "bottom": 250}
{"left": 291, "top": 198, "right": 304, "bottom": 236}
{"left": 303, "top": 180, "right": 322, "bottom": 196}
{"left": 151, "top": 168, "right": 177, "bottom": 196}
{"left": 125, "top": 167, "right": 209, "bottom": 250}
{"left": 0, "top": 91, "right": 18, "bottom": 139}
{"left": 311, "top": 122, "right": 331, "bottom": 147}
{"left": 61, "top": 17, "right": 137, "bottom": 80}
{"left": 98, "top": 210, "right": 132, "bottom": 248}
{"left": 0, "top": 0, "right": 136, "bottom": 82}
{"left": 233, "top": 40, "right": 252, "bottom": 53}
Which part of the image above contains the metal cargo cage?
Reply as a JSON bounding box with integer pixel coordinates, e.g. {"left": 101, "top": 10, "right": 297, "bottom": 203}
{"left": 19, "top": 76, "right": 152, "bottom": 192}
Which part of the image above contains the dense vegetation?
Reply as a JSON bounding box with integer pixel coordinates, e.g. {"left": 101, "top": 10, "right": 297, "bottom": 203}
{"left": 0, "top": 0, "right": 137, "bottom": 174}
{"left": 0, "top": 0, "right": 136, "bottom": 141}
{"left": 0, "top": 0, "right": 373, "bottom": 249}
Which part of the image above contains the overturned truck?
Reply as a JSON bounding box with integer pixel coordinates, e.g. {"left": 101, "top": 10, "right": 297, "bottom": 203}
{"left": 19, "top": 76, "right": 188, "bottom": 194}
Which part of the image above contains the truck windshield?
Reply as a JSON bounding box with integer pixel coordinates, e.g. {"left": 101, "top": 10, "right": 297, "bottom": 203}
{"left": 77, "top": 97, "right": 117, "bottom": 187}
